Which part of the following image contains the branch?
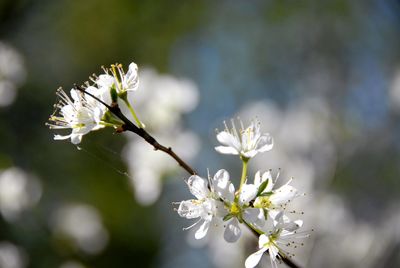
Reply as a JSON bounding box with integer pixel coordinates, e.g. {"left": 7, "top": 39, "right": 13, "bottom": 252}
{"left": 74, "top": 85, "right": 197, "bottom": 176}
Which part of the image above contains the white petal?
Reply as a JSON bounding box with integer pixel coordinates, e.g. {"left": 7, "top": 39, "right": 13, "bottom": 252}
{"left": 254, "top": 171, "right": 262, "bottom": 186}
{"left": 258, "top": 234, "right": 269, "bottom": 248}
{"left": 85, "top": 86, "right": 99, "bottom": 96}
{"left": 262, "top": 170, "right": 273, "bottom": 183}
{"left": 243, "top": 208, "right": 265, "bottom": 228}
{"left": 97, "top": 74, "right": 115, "bottom": 89}
{"left": 264, "top": 172, "right": 274, "bottom": 193}
{"left": 268, "top": 210, "right": 283, "bottom": 226}
{"left": 70, "top": 89, "right": 79, "bottom": 102}
{"left": 224, "top": 218, "right": 241, "bottom": 243}
{"left": 245, "top": 248, "right": 267, "bottom": 268}
{"left": 195, "top": 220, "right": 210, "bottom": 239}
{"left": 216, "top": 131, "right": 241, "bottom": 150}
{"left": 279, "top": 217, "right": 303, "bottom": 232}
{"left": 177, "top": 200, "right": 203, "bottom": 219}
{"left": 239, "top": 184, "right": 258, "bottom": 205}
{"left": 270, "top": 185, "right": 298, "bottom": 206}
{"left": 124, "top": 62, "right": 139, "bottom": 91}
{"left": 215, "top": 146, "right": 239, "bottom": 155}
{"left": 213, "top": 169, "right": 235, "bottom": 203}
{"left": 256, "top": 134, "right": 273, "bottom": 152}
{"left": 242, "top": 149, "right": 258, "bottom": 159}
{"left": 188, "top": 175, "right": 209, "bottom": 200}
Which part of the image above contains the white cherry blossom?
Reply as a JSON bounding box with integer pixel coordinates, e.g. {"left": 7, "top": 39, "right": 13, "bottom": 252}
{"left": 212, "top": 169, "right": 264, "bottom": 243}
{"left": 215, "top": 120, "right": 273, "bottom": 159}
{"left": 96, "top": 62, "right": 139, "bottom": 94}
{"left": 253, "top": 170, "right": 299, "bottom": 217}
{"left": 177, "top": 174, "right": 226, "bottom": 240}
{"left": 47, "top": 86, "right": 108, "bottom": 144}
{"left": 245, "top": 212, "right": 305, "bottom": 268}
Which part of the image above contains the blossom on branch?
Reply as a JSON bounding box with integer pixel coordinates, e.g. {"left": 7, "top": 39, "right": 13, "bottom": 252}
{"left": 177, "top": 174, "right": 226, "bottom": 239}
{"left": 245, "top": 212, "right": 306, "bottom": 268}
{"left": 252, "top": 170, "right": 300, "bottom": 219}
{"left": 47, "top": 86, "right": 109, "bottom": 144}
{"left": 212, "top": 169, "right": 264, "bottom": 243}
{"left": 96, "top": 62, "right": 139, "bottom": 94}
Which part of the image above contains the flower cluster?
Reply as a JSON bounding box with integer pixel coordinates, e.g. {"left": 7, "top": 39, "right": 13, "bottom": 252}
{"left": 177, "top": 120, "right": 309, "bottom": 268}
{"left": 47, "top": 62, "right": 309, "bottom": 268}
{"left": 47, "top": 62, "right": 141, "bottom": 144}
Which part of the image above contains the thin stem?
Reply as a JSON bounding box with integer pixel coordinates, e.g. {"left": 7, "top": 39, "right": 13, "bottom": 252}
{"left": 238, "top": 158, "right": 248, "bottom": 192}
{"left": 74, "top": 85, "right": 196, "bottom": 176}
{"left": 100, "top": 122, "right": 119, "bottom": 128}
{"left": 122, "top": 97, "right": 144, "bottom": 128}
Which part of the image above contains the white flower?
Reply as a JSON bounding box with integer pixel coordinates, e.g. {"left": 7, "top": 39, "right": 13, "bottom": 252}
{"left": 177, "top": 174, "right": 226, "bottom": 240}
{"left": 245, "top": 212, "right": 305, "bottom": 268}
{"left": 253, "top": 170, "right": 299, "bottom": 214}
{"left": 212, "top": 169, "right": 264, "bottom": 243}
{"left": 47, "top": 87, "right": 107, "bottom": 144}
{"left": 215, "top": 120, "right": 273, "bottom": 159}
{"left": 96, "top": 62, "right": 139, "bottom": 94}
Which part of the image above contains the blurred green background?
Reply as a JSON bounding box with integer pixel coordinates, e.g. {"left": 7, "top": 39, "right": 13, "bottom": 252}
{"left": 1, "top": 0, "right": 400, "bottom": 267}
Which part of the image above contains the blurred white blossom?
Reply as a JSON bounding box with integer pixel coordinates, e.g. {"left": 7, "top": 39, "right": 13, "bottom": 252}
{"left": 59, "top": 260, "right": 86, "bottom": 268}
{"left": 389, "top": 69, "right": 400, "bottom": 112}
{"left": 237, "top": 98, "right": 336, "bottom": 192}
{"left": 123, "top": 67, "right": 200, "bottom": 205}
{"left": 128, "top": 67, "right": 199, "bottom": 130}
{"left": 124, "top": 130, "right": 200, "bottom": 205}
{"left": 0, "top": 41, "right": 26, "bottom": 107}
{"left": 0, "top": 242, "right": 28, "bottom": 268}
{"left": 0, "top": 167, "right": 42, "bottom": 222}
{"left": 51, "top": 204, "right": 109, "bottom": 255}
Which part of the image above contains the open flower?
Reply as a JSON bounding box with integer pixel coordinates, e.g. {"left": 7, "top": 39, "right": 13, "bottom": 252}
{"left": 212, "top": 169, "right": 264, "bottom": 243}
{"left": 96, "top": 62, "right": 139, "bottom": 94}
{"left": 245, "top": 212, "right": 305, "bottom": 268}
{"left": 215, "top": 120, "right": 273, "bottom": 160}
{"left": 253, "top": 170, "right": 299, "bottom": 218}
{"left": 177, "top": 174, "right": 226, "bottom": 239}
{"left": 47, "top": 86, "right": 108, "bottom": 144}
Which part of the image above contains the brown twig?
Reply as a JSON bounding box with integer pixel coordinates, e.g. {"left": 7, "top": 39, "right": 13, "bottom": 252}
{"left": 74, "top": 85, "right": 197, "bottom": 176}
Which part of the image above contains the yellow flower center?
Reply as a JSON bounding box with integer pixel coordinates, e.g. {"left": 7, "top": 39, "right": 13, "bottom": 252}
{"left": 229, "top": 202, "right": 241, "bottom": 216}
{"left": 254, "top": 196, "right": 272, "bottom": 209}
